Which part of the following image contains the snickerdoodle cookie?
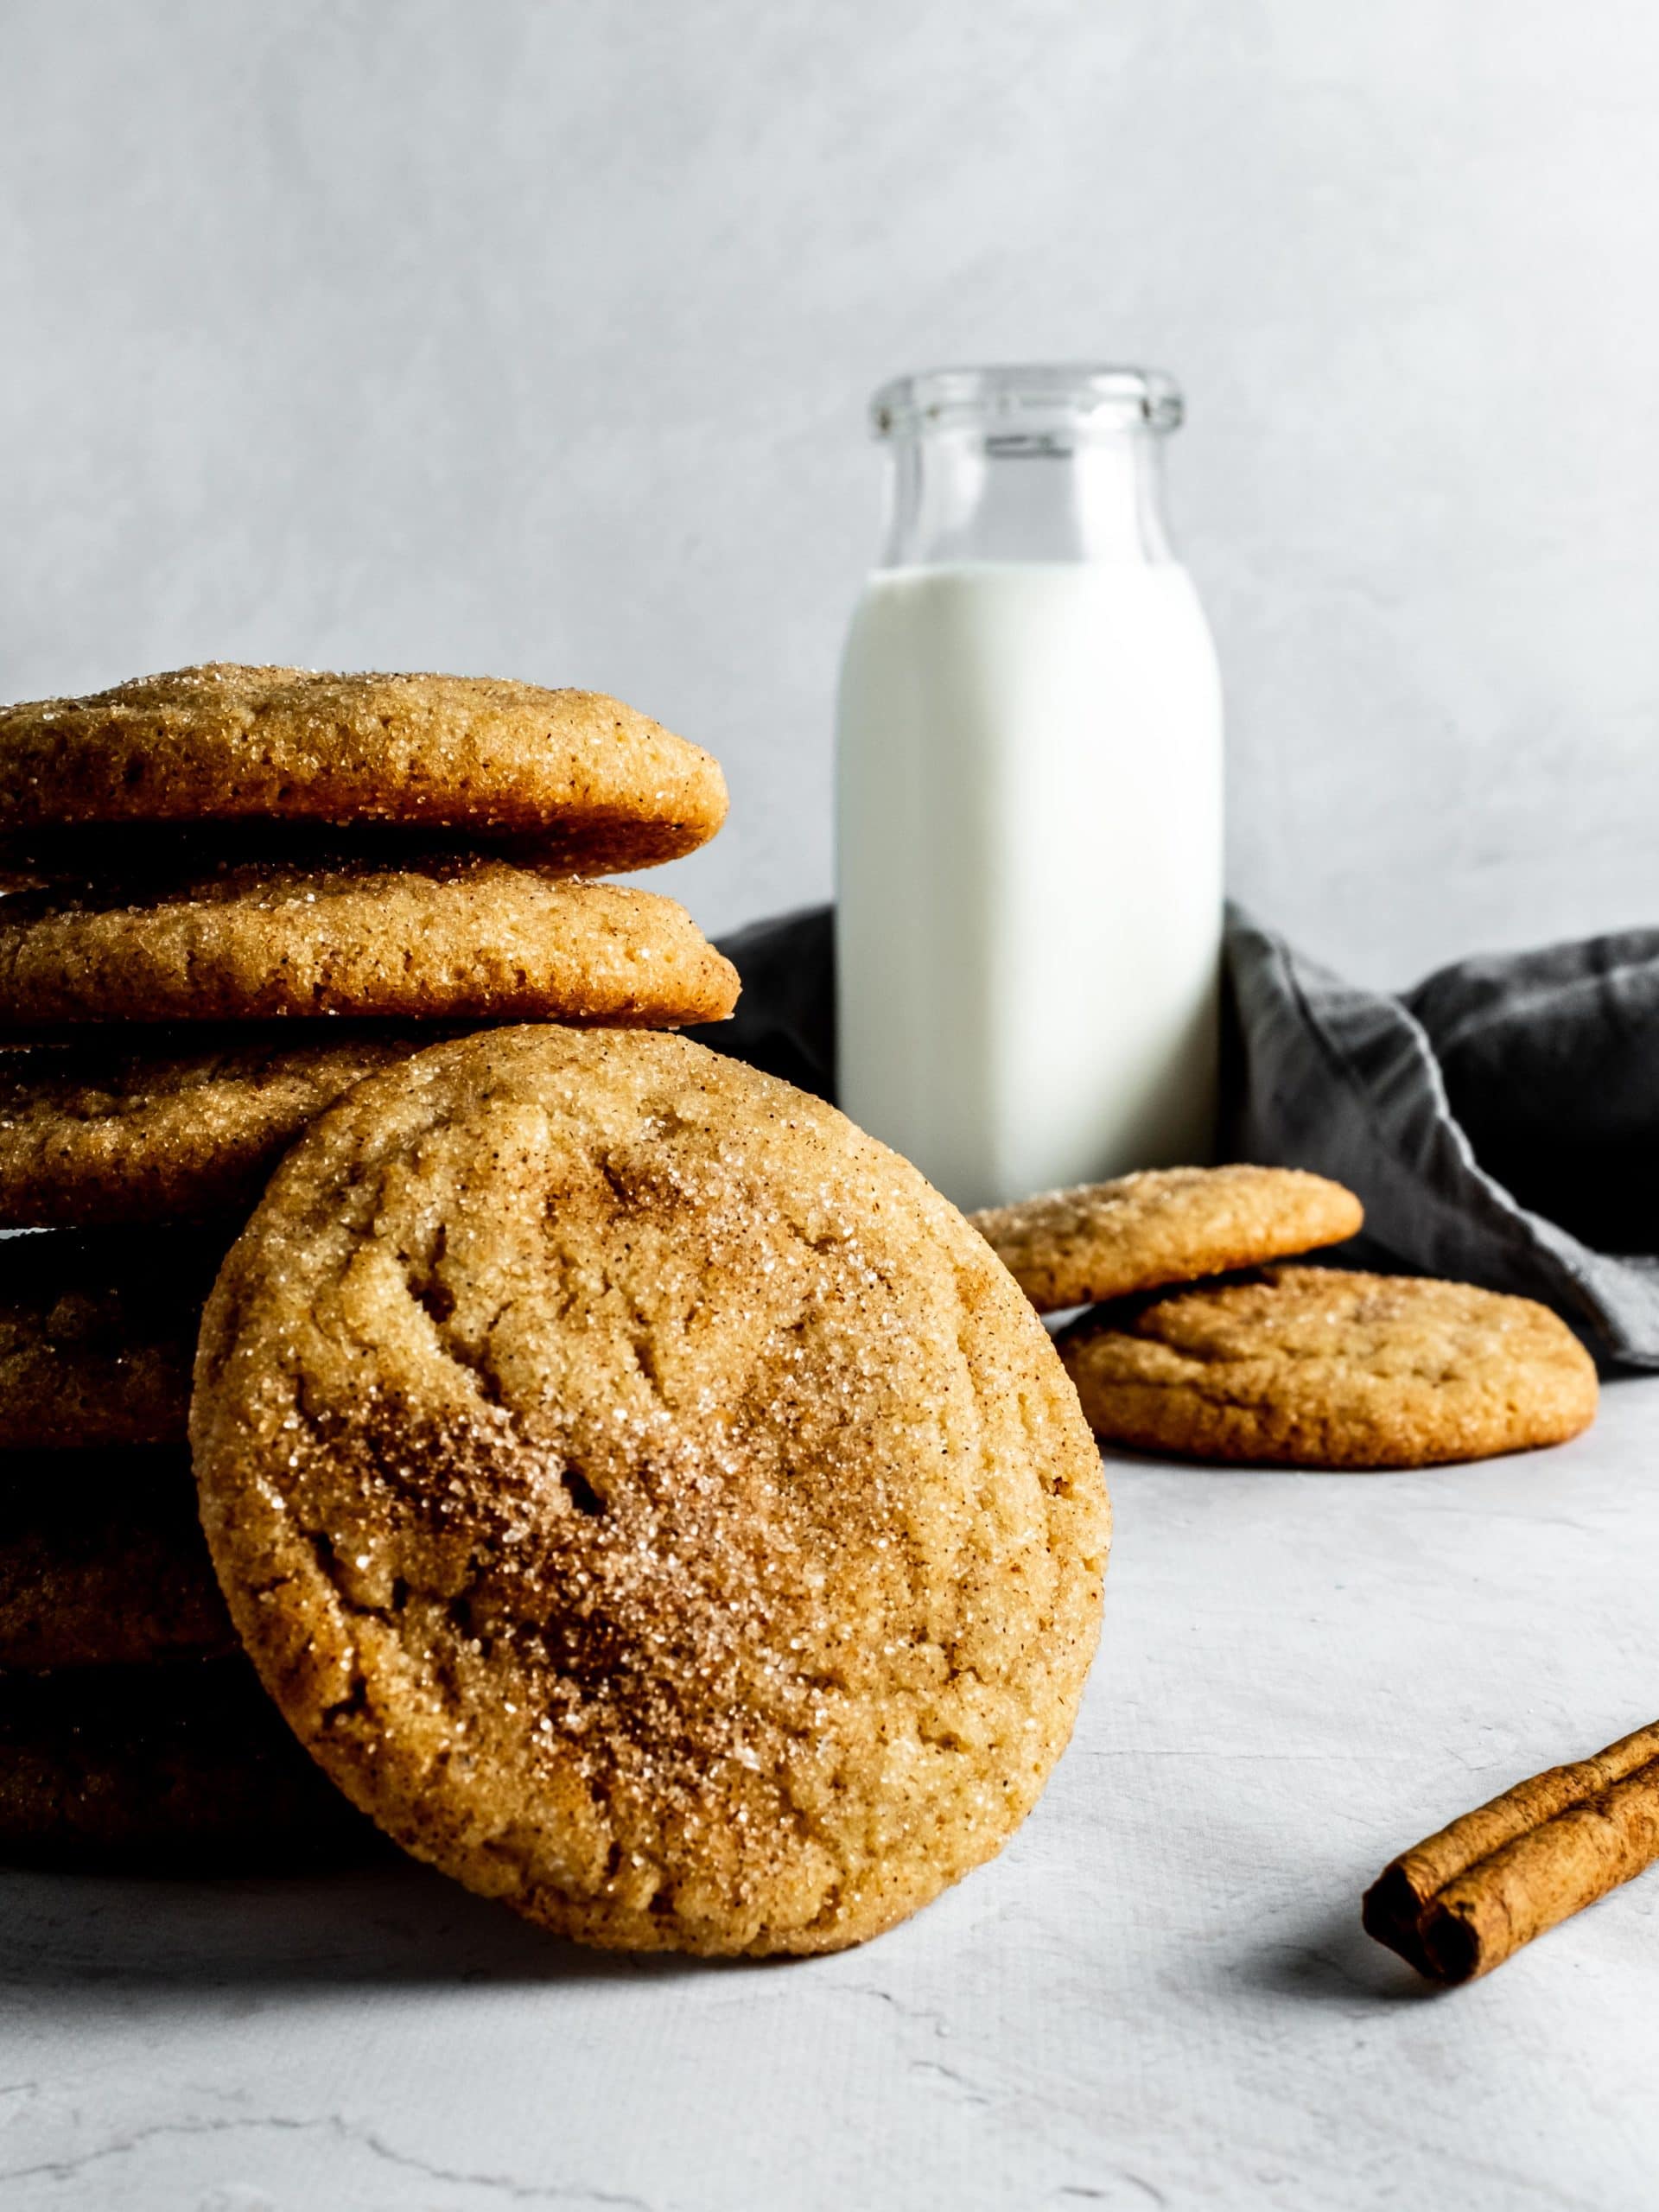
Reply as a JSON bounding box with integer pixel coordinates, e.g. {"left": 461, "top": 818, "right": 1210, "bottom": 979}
{"left": 0, "top": 1028, "right": 462, "bottom": 1226}
{"left": 972, "top": 1164, "right": 1363, "bottom": 1313}
{"left": 0, "top": 855, "right": 739, "bottom": 1027}
{"left": 192, "top": 1027, "right": 1109, "bottom": 1955}
{"left": 0, "top": 1446, "right": 232, "bottom": 1669}
{"left": 1059, "top": 1265, "right": 1598, "bottom": 1469}
{"left": 0, "top": 1230, "right": 222, "bottom": 1446}
{"left": 0, "top": 665, "right": 727, "bottom": 872}
{"left": 0, "top": 1658, "right": 372, "bottom": 1869}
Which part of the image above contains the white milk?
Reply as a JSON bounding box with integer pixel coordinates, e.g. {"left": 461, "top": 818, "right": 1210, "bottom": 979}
{"left": 835, "top": 559, "right": 1223, "bottom": 1212}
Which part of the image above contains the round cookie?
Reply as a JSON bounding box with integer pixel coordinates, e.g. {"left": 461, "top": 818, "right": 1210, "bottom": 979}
{"left": 0, "top": 1658, "right": 373, "bottom": 1871}
{"left": 0, "top": 1027, "right": 463, "bottom": 1227}
{"left": 0, "top": 664, "right": 728, "bottom": 872}
{"left": 0, "top": 1230, "right": 222, "bottom": 1445}
{"left": 191, "top": 1026, "right": 1109, "bottom": 1957}
{"left": 0, "top": 854, "right": 740, "bottom": 1027}
{"left": 971, "top": 1165, "right": 1363, "bottom": 1313}
{"left": 0, "top": 1446, "right": 232, "bottom": 1668}
{"left": 1059, "top": 1265, "right": 1599, "bottom": 1469}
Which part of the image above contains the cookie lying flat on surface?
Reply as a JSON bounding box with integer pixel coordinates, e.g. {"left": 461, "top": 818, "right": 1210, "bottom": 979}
{"left": 0, "top": 855, "right": 739, "bottom": 1027}
{"left": 971, "top": 1164, "right": 1363, "bottom": 1313}
{"left": 0, "top": 1230, "right": 222, "bottom": 1445}
{"left": 1059, "top": 1265, "right": 1598, "bottom": 1469}
{"left": 0, "top": 1446, "right": 232, "bottom": 1668}
{"left": 192, "top": 1026, "right": 1109, "bottom": 1956}
{"left": 0, "top": 1027, "right": 461, "bottom": 1227}
{"left": 0, "top": 1657, "right": 372, "bottom": 1871}
{"left": 0, "top": 664, "right": 728, "bottom": 873}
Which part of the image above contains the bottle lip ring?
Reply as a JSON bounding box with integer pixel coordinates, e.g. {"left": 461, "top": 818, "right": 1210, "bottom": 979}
{"left": 870, "top": 364, "right": 1184, "bottom": 440}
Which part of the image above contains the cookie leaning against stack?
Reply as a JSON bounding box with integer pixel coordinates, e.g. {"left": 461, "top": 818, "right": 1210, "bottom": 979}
{"left": 974, "top": 1165, "right": 1598, "bottom": 1469}
{"left": 0, "top": 664, "right": 739, "bottom": 1869}
{"left": 191, "top": 1026, "right": 1109, "bottom": 1954}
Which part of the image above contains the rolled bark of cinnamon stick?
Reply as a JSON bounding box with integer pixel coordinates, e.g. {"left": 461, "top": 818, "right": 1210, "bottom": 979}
{"left": 1363, "top": 1719, "right": 1659, "bottom": 1982}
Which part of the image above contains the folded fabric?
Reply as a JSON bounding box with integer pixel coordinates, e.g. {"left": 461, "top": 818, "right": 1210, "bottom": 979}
{"left": 690, "top": 903, "right": 1659, "bottom": 1366}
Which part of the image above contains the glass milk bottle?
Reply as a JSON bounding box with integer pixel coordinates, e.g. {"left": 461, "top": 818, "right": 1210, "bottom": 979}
{"left": 835, "top": 364, "right": 1224, "bottom": 1212}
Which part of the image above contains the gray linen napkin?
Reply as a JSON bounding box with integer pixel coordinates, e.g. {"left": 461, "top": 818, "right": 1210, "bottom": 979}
{"left": 689, "top": 903, "right": 1659, "bottom": 1366}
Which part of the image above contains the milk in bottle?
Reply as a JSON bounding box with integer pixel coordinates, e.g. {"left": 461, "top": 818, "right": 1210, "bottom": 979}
{"left": 835, "top": 366, "right": 1223, "bottom": 1212}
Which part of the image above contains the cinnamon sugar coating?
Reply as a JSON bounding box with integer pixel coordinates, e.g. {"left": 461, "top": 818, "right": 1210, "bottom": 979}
{"left": 0, "top": 854, "right": 739, "bottom": 1027}
{"left": 0, "top": 1027, "right": 469, "bottom": 1226}
{"left": 0, "top": 664, "right": 728, "bottom": 872}
{"left": 972, "top": 1164, "right": 1363, "bottom": 1313}
{"left": 1061, "top": 1265, "right": 1598, "bottom": 1468}
{"left": 192, "top": 1027, "right": 1109, "bottom": 1955}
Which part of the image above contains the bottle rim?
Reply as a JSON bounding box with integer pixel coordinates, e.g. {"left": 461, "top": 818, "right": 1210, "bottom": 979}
{"left": 870, "top": 364, "right": 1183, "bottom": 440}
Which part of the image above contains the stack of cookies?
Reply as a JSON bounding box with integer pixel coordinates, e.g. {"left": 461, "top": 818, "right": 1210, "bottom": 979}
{"left": 0, "top": 664, "right": 740, "bottom": 1867}
{"left": 973, "top": 1165, "right": 1599, "bottom": 1469}
{"left": 0, "top": 665, "right": 1112, "bottom": 1951}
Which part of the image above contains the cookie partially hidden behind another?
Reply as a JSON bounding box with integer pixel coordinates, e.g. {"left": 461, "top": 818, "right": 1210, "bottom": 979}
{"left": 0, "top": 1028, "right": 461, "bottom": 1227}
{"left": 0, "top": 855, "right": 739, "bottom": 1027}
{"left": 0, "top": 1659, "right": 374, "bottom": 1870}
{"left": 972, "top": 1164, "right": 1363, "bottom": 1313}
{"left": 192, "top": 1026, "right": 1109, "bottom": 1956}
{"left": 1060, "top": 1266, "right": 1598, "bottom": 1469}
{"left": 0, "top": 1230, "right": 220, "bottom": 1445}
{"left": 0, "top": 1446, "right": 233, "bottom": 1669}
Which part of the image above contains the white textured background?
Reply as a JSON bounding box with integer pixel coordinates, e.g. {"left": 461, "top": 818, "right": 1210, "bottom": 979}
{"left": 3, "top": 0, "right": 1657, "bottom": 981}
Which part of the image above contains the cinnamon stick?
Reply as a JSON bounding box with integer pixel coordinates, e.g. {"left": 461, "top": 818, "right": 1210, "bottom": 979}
{"left": 1362, "top": 1719, "right": 1659, "bottom": 1982}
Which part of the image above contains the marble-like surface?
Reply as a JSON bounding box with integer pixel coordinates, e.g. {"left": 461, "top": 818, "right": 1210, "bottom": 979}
{"left": 3, "top": 1378, "right": 1655, "bottom": 2209}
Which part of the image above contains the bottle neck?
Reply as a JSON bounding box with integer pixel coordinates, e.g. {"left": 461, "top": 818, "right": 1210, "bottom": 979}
{"left": 878, "top": 426, "right": 1174, "bottom": 569}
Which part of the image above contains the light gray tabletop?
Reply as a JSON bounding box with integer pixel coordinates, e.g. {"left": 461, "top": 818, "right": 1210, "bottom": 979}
{"left": 3, "top": 1377, "right": 1655, "bottom": 2211}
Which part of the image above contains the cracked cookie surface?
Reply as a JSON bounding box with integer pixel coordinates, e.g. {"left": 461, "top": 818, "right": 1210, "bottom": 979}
{"left": 0, "top": 664, "right": 728, "bottom": 873}
{"left": 972, "top": 1164, "right": 1363, "bottom": 1313}
{"left": 1059, "top": 1264, "right": 1598, "bottom": 1468}
{"left": 191, "top": 1026, "right": 1109, "bottom": 1955}
{"left": 0, "top": 854, "right": 740, "bottom": 1027}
